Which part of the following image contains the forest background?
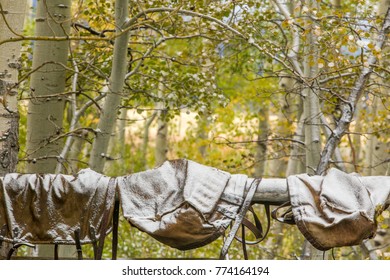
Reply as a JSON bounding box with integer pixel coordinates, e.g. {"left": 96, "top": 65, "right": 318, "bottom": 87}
{"left": 0, "top": 0, "right": 389, "bottom": 260}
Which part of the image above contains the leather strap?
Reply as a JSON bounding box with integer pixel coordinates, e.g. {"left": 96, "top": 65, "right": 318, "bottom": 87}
{"left": 240, "top": 204, "right": 271, "bottom": 243}
{"left": 237, "top": 204, "right": 271, "bottom": 259}
{"left": 241, "top": 224, "right": 249, "bottom": 259}
{"left": 219, "top": 178, "right": 261, "bottom": 259}
{"left": 7, "top": 242, "right": 35, "bottom": 260}
{"left": 271, "top": 201, "right": 295, "bottom": 224}
{"left": 89, "top": 226, "right": 98, "bottom": 259}
{"left": 54, "top": 244, "right": 59, "bottom": 260}
{"left": 241, "top": 217, "right": 262, "bottom": 239}
{"left": 112, "top": 196, "right": 120, "bottom": 260}
{"left": 74, "top": 228, "right": 83, "bottom": 260}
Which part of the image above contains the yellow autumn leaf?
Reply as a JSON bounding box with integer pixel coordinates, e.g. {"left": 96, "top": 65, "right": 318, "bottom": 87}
{"left": 348, "top": 45, "right": 357, "bottom": 53}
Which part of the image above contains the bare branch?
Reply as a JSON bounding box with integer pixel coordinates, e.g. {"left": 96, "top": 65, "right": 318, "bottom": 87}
{"left": 317, "top": 6, "right": 390, "bottom": 175}
{"left": 0, "top": 3, "right": 24, "bottom": 38}
{"left": 213, "top": 136, "right": 305, "bottom": 146}
{"left": 72, "top": 22, "right": 115, "bottom": 37}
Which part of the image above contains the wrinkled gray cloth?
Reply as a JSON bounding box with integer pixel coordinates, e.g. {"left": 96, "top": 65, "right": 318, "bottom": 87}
{"left": 287, "top": 168, "right": 390, "bottom": 250}
{"left": 0, "top": 169, "right": 115, "bottom": 245}
{"left": 117, "top": 159, "right": 253, "bottom": 250}
{"left": 1, "top": 160, "right": 389, "bottom": 253}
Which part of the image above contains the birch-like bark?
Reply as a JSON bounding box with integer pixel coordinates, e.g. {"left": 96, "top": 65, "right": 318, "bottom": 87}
{"left": 118, "top": 108, "right": 127, "bottom": 148}
{"left": 25, "top": 0, "right": 72, "bottom": 258}
{"left": 351, "top": 103, "right": 364, "bottom": 172}
{"left": 320, "top": 115, "right": 346, "bottom": 172}
{"left": 362, "top": 0, "right": 390, "bottom": 259}
{"left": 155, "top": 114, "right": 168, "bottom": 167}
{"left": 272, "top": 0, "right": 306, "bottom": 177}
{"left": 196, "top": 113, "right": 210, "bottom": 159}
{"left": 67, "top": 130, "right": 85, "bottom": 173}
{"left": 155, "top": 82, "right": 168, "bottom": 167}
{"left": 0, "top": 0, "right": 26, "bottom": 259}
{"left": 55, "top": 58, "right": 79, "bottom": 173}
{"left": 301, "top": 0, "right": 324, "bottom": 260}
{"left": 271, "top": 0, "right": 303, "bottom": 76}
{"left": 302, "top": 29, "right": 322, "bottom": 176}
{"left": 365, "top": 91, "right": 389, "bottom": 176}
{"left": 141, "top": 112, "right": 157, "bottom": 169}
{"left": 117, "top": 108, "right": 128, "bottom": 167}
{"left": 272, "top": 1, "right": 305, "bottom": 177}
{"left": 26, "top": 0, "right": 71, "bottom": 174}
{"left": 286, "top": 113, "right": 305, "bottom": 176}
{"left": 89, "top": 0, "right": 129, "bottom": 173}
{"left": 364, "top": 0, "right": 390, "bottom": 177}
{"left": 0, "top": 0, "right": 25, "bottom": 174}
{"left": 107, "top": 107, "right": 128, "bottom": 170}
{"left": 254, "top": 105, "right": 269, "bottom": 177}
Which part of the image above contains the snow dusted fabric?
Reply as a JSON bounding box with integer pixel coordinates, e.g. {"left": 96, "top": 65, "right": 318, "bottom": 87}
{"left": 117, "top": 159, "right": 254, "bottom": 250}
{"left": 0, "top": 169, "right": 116, "bottom": 245}
{"left": 287, "top": 168, "right": 390, "bottom": 251}
{"left": 1, "top": 159, "right": 388, "bottom": 253}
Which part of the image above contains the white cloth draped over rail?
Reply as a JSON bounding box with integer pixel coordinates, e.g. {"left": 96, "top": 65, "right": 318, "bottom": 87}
{"left": 287, "top": 169, "right": 390, "bottom": 250}
{"left": 0, "top": 159, "right": 389, "bottom": 254}
{"left": 0, "top": 169, "right": 116, "bottom": 245}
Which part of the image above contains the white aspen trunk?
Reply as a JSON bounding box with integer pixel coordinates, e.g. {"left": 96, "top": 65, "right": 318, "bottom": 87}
{"left": 107, "top": 107, "right": 127, "bottom": 171}
{"left": 352, "top": 103, "right": 364, "bottom": 172}
{"left": 301, "top": 0, "right": 324, "bottom": 260}
{"left": 89, "top": 0, "right": 129, "bottom": 173}
{"left": 26, "top": 0, "right": 71, "bottom": 174}
{"left": 0, "top": 0, "right": 26, "bottom": 174}
{"left": 196, "top": 113, "right": 210, "bottom": 159}
{"left": 155, "top": 114, "right": 168, "bottom": 167}
{"left": 364, "top": 97, "right": 380, "bottom": 176}
{"left": 368, "top": 0, "right": 390, "bottom": 177}
{"left": 271, "top": 0, "right": 306, "bottom": 255}
{"left": 118, "top": 108, "right": 127, "bottom": 148}
{"left": 254, "top": 105, "right": 269, "bottom": 177}
{"left": 155, "top": 82, "right": 168, "bottom": 167}
{"left": 271, "top": 115, "right": 304, "bottom": 254}
{"left": 270, "top": 100, "right": 295, "bottom": 177}
{"left": 379, "top": 0, "right": 390, "bottom": 15}
{"left": 302, "top": 65, "right": 322, "bottom": 175}
{"left": 364, "top": 97, "right": 390, "bottom": 177}
{"left": 0, "top": 0, "right": 26, "bottom": 259}
{"left": 141, "top": 112, "right": 156, "bottom": 169}
{"left": 273, "top": 0, "right": 306, "bottom": 177}
{"left": 117, "top": 108, "right": 127, "bottom": 167}
{"left": 271, "top": 0, "right": 303, "bottom": 77}
{"left": 56, "top": 57, "right": 80, "bottom": 173}
{"left": 67, "top": 130, "right": 87, "bottom": 173}
{"left": 25, "top": 0, "right": 72, "bottom": 259}
{"left": 302, "top": 1, "right": 322, "bottom": 175}
{"left": 286, "top": 113, "right": 306, "bottom": 176}
{"left": 361, "top": 0, "right": 390, "bottom": 259}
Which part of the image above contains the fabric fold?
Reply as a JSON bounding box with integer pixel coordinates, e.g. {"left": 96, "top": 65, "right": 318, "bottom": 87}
{"left": 0, "top": 168, "right": 116, "bottom": 245}
{"left": 287, "top": 168, "right": 390, "bottom": 250}
{"left": 117, "top": 159, "right": 251, "bottom": 250}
